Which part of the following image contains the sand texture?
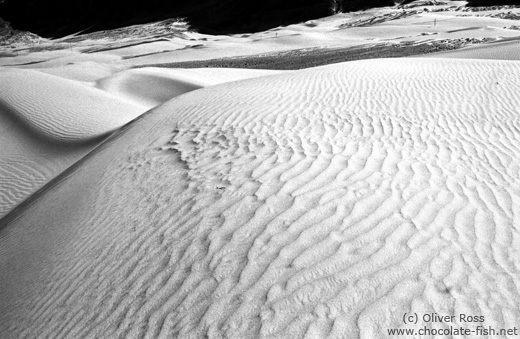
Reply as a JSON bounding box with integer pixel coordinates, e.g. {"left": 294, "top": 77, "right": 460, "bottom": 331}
{"left": 428, "top": 38, "right": 520, "bottom": 60}
{"left": 1, "top": 58, "right": 519, "bottom": 338}
{"left": 0, "top": 68, "right": 144, "bottom": 219}
{"left": 1, "top": 1, "right": 520, "bottom": 337}
{"left": 96, "top": 68, "right": 283, "bottom": 109}
{"left": 0, "top": 65, "right": 279, "bottom": 218}
{"left": 0, "top": 69, "right": 144, "bottom": 142}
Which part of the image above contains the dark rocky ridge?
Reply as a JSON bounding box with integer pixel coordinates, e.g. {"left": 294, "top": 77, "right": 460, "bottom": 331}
{"left": 0, "top": 15, "right": 45, "bottom": 45}
{"left": 0, "top": 0, "right": 391, "bottom": 38}
{"left": 1, "top": 0, "right": 519, "bottom": 39}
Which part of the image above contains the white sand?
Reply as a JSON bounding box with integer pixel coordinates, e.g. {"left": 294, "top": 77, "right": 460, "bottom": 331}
{"left": 1, "top": 57, "right": 519, "bottom": 338}
{"left": 0, "top": 68, "right": 144, "bottom": 142}
{"left": 0, "top": 68, "right": 142, "bottom": 218}
{"left": 96, "top": 68, "right": 283, "bottom": 109}
{"left": 0, "top": 112, "right": 94, "bottom": 219}
{"left": 0, "top": 66, "right": 279, "bottom": 218}
{"left": 1, "top": 1, "right": 520, "bottom": 337}
{"left": 427, "top": 38, "right": 520, "bottom": 60}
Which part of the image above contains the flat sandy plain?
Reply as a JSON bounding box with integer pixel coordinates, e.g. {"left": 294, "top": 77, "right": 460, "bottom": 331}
{"left": 1, "top": 1, "right": 520, "bottom": 338}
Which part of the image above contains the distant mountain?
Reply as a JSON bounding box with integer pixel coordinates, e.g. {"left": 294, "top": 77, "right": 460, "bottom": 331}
{"left": 0, "top": 0, "right": 393, "bottom": 38}
{"left": 0, "top": 15, "right": 46, "bottom": 45}
{"left": 2, "top": 0, "right": 518, "bottom": 39}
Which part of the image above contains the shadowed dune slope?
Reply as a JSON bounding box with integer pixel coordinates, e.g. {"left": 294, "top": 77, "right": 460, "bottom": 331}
{"left": 0, "top": 155, "right": 56, "bottom": 218}
{"left": 0, "top": 58, "right": 519, "bottom": 338}
{"left": 0, "top": 68, "right": 144, "bottom": 218}
{"left": 96, "top": 69, "right": 205, "bottom": 110}
{"left": 0, "top": 66, "right": 280, "bottom": 219}
{"left": 0, "top": 107, "right": 99, "bottom": 219}
{"left": 96, "top": 68, "right": 284, "bottom": 110}
{"left": 0, "top": 68, "right": 143, "bottom": 142}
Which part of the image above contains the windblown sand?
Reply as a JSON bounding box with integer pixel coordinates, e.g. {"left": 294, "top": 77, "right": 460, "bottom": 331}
{"left": 1, "top": 1, "right": 520, "bottom": 337}
{"left": 0, "top": 66, "right": 279, "bottom": 218}
{"left": 428, "top": 38, "right": 520, "bottom": 60}
{"left": 0, "top": 68, "right": 141, "bottom": 218}
{"left": 1, "top": 58, "right": 519, "bottom": 338}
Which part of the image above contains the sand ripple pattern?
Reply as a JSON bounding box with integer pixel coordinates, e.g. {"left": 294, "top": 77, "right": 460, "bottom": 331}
{"left": 0, "top": 156, "right": 57, "bottom": 218}
{"left": 0, "top": 69, "right": 143, "bottom": 142}
{"left": 0, "top": 58, "right": 519, "bottom": 339}
{"left": 96, "top": 68, "right": 204, "bottom": 110}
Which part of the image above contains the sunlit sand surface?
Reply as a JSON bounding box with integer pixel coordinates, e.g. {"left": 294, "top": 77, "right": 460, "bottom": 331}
{"left": 1, "top": 1, "right": 519, "bottom": 338}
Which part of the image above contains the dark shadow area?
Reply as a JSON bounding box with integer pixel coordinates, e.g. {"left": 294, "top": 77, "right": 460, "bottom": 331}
{"left": 466, "top": 0, "right": 520, "bottom": 5}
{"left": 2, "top": 0, "right": 517, "bottom": 40}
{"left": 132, "top": 40, "right": 467, "bottom": 70}
{"left": 0, "top": 0, "right": 403, "bottom": 39}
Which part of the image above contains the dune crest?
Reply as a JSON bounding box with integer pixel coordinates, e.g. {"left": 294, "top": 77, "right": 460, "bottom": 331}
{"left": 0, "top": 65, "right": 281, "bottom": 219}
{"left": 0, "top": 58, "right": 519, "bottom": 338}
{"left": 96, "top": 67, "right": 284, "bottom": 110}
{"left": 0, "top": 68, "right": 143, "bottom": 142}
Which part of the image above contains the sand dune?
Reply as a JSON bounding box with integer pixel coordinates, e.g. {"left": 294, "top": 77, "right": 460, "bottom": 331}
{"left": 1, "top": 58, "right": 519, "bottom": 338}
{"left": 96, "top": 68, "right": 283, "bottom": 109}
{"left": 0, "top": 155, "right": 54, "bottom": 217}
{"left": 0, "top": 65, "right": 281, "bottom": 219}
{"left": 0, "top": 87, "right": 99, "bottom": 219}
{"left": 428, "top": 38, "right": 520, "bottom": 60}
{"left": 3, "top": 0, "right": 517, "bottom": 70}
{"left": 0, "top": 68, "right": 145, "bottom": 218}
{"left": 35, "top": 61, "right": 119, "bottom": 82}
{"left": 0, "top": 68, "right": 144, "bottom": 142}
{"left": 96, "top": 68, "right": 206, "bottom": 109}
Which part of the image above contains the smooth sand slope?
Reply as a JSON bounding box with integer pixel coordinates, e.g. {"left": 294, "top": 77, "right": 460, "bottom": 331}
{"left": 0, "top": 68, "right": 142, "bottom": 218}
{"left": 96, "top": 68, "right": 283, "bottom": 110}
{"left": 0, "top": 66, "right": 279, "bottom": 219}
{"left": 0, "top": 58, "right": 519, "bottom": 338}
{"left": 0, "top": 68, "right": 144, "bottom": 142}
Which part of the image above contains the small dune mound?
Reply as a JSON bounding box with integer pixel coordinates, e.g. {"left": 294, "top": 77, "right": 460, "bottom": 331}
{"left": 96, "top": 68, "right": 206, "bottom": 109}
{"left": 96, "top": 67, "right": 284, "bottom": 109}
{"left": 0, "top": 68, "right": 143, "bottom": 142}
